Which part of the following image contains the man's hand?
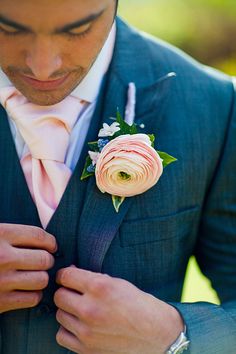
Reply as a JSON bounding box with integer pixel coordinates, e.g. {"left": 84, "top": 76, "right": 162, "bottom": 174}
{"left": 54, "top": 267, "right": 184, "bottom": 354}
{"left": 0, "top": 223, "right": 57, "bottom": 313}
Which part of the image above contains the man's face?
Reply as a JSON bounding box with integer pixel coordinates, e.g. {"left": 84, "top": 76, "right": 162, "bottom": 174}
{"left": 0, "top": 0, "right": 116, "bottom": 105}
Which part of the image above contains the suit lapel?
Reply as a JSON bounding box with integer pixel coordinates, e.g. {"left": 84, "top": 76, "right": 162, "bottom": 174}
{"left": 78, "top": 72, "right": 132, "bottom": 271}
{"left": 78, "top": 19, "right": 177, "bottom": 272}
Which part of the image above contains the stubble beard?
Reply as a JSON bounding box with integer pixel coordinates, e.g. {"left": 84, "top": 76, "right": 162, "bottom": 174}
{"left": 2, "top": 65, "right": 89, "bottom": 106}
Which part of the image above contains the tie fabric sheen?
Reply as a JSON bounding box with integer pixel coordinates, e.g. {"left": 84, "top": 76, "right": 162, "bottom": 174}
{"left": 0, "top": 87, "right": 85, "bottom": 228}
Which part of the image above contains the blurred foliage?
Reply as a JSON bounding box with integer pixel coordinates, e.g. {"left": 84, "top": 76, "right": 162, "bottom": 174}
{"left": 119, "top": 0, "right": 236, "bottom": 75}
{"left": 182, "top": 257, "right": 220, "bottom": 304}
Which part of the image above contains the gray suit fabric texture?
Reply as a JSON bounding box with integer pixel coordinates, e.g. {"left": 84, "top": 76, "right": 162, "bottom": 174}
{"left": 0, "top": 17, "right": 236, "bottom": 354}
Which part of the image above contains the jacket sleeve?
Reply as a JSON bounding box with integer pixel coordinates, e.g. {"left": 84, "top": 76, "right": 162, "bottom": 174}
{"left": 170, "top": 79, "right": 236, "bottom": 353}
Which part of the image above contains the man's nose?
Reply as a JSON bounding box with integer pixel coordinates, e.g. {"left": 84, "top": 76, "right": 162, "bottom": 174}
{"left": 25, "top": 36, "right": 62, "bottom": 80}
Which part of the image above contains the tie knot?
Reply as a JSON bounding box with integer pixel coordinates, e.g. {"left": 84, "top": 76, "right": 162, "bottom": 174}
{"left": 0, "top": 86, "right": 85, "bottom": 162}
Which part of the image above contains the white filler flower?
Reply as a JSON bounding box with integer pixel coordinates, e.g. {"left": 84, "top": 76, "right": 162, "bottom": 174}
{"left": 98, "top": 122, "right": 120, "bottom": 138}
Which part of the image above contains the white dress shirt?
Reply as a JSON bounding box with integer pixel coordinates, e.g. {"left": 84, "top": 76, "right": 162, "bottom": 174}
{"left": 0, "top": 24, "right": 116, "bottom": 172}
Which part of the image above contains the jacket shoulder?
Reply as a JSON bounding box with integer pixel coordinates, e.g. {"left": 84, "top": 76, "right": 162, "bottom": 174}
{"left": 117, "top": 18, "right": 234, "bottom": 114}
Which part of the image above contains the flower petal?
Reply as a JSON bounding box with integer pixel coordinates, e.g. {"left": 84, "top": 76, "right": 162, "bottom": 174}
{"left": 95, "top": 134, "right": 163, "bottom": 197}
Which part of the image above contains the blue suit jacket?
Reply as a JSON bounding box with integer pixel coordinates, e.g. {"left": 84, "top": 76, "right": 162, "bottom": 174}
{"left": 0, "top": 17, "right": 236, "bottom": 353}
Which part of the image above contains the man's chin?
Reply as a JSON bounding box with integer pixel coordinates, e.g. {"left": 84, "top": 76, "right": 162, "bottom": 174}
{"left": 22, "top": 91, "right": 73, "bottom": 106}
{"left": 3, "top": 69, "right": 87, "bottom": 106}
{"left": 8, "top": 82, "right": 76, "bottom": 105}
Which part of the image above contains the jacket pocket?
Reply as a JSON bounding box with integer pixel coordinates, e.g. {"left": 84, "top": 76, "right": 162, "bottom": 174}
{"left": 119, "top": 206, "right": 200, "bottom": 247}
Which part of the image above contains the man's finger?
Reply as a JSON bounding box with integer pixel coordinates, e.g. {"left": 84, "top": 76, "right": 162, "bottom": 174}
{"left": 54, "top": 287, "right": 83, "bottom": 318}
{"left": 56, "top": 323, "right": 114, "bottom": 354}
{"left": 11, "top": 248, "right": 55, "bottom": 271}
{"left": 56, "top": 267, "right": 97, "bottom": 294}
{"left": 0, "top": 290, "right": 43, "bottom": 313}
{"left": 56, "top": 326, "right": 82, "bottom": 353}
{"left": 0, "top": 224, "right": 57, "bottom": 253}
{"left": 0, "top": 270, "right": 49, "bottom": 291}
{"left": 56, "top": 309, "right": 82, "bottom": 338}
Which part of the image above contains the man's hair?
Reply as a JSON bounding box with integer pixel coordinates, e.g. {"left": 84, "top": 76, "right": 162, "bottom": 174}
{"left": 115, "top": 0, "right": 119, "bottom": 14}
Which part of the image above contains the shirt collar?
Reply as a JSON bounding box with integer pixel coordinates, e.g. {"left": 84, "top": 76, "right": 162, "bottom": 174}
{"left": 71, "top": 23, "right": 116, "bottom": 103}
{"left": 0, "top": 69, "right": 12, "bottom": 88}
{"left": 0, "top": 22, "right": 116, "bottom": 104}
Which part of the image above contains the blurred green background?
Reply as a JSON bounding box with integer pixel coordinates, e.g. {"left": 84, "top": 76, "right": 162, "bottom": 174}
{"left": 118, "top": 0, "right": 236, "bottom": 305}
{"left": 119, "top": 0, "right": 236, "bottom": 75}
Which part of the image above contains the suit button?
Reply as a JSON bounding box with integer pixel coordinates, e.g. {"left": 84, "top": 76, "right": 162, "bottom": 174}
{"left": 54, "top": 251, "right": 63, "bottom": 258}
{"left": 35, "top": 304, "right": 52, "bottom": 316}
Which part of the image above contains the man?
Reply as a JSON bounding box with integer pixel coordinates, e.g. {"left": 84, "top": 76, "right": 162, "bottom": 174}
{"left": 0, "top": 0, "right": 235, "bottom": 353}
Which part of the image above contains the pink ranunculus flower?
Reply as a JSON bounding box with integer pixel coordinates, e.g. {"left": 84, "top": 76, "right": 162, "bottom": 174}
{"left": 95, "top": 134, "right": 163, "bottom": 197}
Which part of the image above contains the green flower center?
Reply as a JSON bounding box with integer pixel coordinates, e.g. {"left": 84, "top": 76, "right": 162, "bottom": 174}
{"left": 118, "top": 171, "right": 131, "bottom": 181}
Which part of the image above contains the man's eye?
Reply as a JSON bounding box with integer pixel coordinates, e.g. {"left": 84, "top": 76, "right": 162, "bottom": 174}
{"left": 67, "top": 23, "right": 91, "bottom": 36}
{"left": 0, "top": 24, "right": 21, "bottom": 35}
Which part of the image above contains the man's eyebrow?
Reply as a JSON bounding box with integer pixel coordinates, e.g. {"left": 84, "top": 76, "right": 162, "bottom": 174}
{"left": 0, "top": 8, "right": 105, "bottom": 34}
{"left": 55, "top": 9, "right": 105, "bottom": 33}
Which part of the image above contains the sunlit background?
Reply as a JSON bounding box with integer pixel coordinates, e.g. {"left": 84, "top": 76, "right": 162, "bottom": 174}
{"left": 119, "top": 0, "right": 236, "bottom": 75}
{"left": 118, "top": 0, "right": 236, "bottom": 304}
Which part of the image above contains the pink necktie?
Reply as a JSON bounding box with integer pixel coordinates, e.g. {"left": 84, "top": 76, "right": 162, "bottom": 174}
{"left": 0, "top": 87, "right": 85, "bottom": 228}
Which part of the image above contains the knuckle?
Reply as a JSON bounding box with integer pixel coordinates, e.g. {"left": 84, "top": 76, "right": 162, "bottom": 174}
{"left": 39, "top": 252, "right": 48, "bottom": 269}
{"left": 0, "top": 247, "right": 14, "bottom": 270}
{"left": 30, "top": 292, "right": 42, "bottom": 307}
{"left": 34, "top": 227, "right": 47, "bottom": 243}
{"left": 37, "top": 271, "right": 49, "bottom": 288}
{"left": 78, "top": 326, "right": 93, "bottom": 345}
{"left": 80, "top": 304, "right": 94, "bottom": 319}
{"left": 39, "top": 251, "right": 54, "bottom": 269}
{"left": 80, "top": 303, "right": 100, "bottom": 324}
{"left": 0, "top": 273, "right": 10, "bottom": 289}
{"left": 60, "top": 268, "right": 73, "bottom": 282}
{"left": 91, "top": 274, "right": 112, "bottom": 295}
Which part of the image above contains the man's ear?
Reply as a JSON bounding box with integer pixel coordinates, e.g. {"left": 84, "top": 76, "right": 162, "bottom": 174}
{"left": 115, "top": 0, "right": 119, "bottom": 16}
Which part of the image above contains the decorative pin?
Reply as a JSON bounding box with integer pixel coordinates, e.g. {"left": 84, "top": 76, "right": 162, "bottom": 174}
{"left": 124, "top": 82, "right": 136, "bottom": 126}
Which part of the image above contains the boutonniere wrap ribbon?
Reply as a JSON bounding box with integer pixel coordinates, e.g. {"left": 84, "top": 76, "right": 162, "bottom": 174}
{"left": 81, "top": 83, "right": 177, "bottom": 212}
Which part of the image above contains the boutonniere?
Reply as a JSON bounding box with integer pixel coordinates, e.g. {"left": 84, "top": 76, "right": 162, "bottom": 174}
{"left": 81, "top": 83, "right": 177, "bottom": 212}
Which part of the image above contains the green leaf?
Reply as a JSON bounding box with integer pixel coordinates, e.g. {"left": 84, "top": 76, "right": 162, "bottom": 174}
{"left": 81, "top": 156, "right": 95, "bottom": 180}
{"left": 116, "top": 110, "right": 124, "bottom": 125}
{"left": 114, "top": 110, "right": 138, "bottom": 137}
{"left": 148, "top": 134, "right": 155, "bottom": 147}
{"left": 88, "top": 141, "right": 99, "bottom": 152}
{"left": 112, "top": 195, "right": 126, "bottom": 213}
{"left": 157, "top": 151, "right": 177, "bottom": 168}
